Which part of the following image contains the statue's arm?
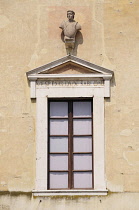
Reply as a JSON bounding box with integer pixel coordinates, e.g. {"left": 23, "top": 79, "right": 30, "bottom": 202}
{"left": 76, "top": 22, "right": 81, "bottom": 31}
{"left": 59, "top": 21, "right": 65, "bottom": 30}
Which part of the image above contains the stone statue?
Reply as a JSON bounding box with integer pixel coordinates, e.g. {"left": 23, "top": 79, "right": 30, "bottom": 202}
{"left": 59, "top": 10, "right": 81, "bottom": 54}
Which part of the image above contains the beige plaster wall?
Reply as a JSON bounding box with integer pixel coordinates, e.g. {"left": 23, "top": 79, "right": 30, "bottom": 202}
{"left": 0, "top": 0, "right": 139, "bottom": 206}
{"left": 0, "top": 193, "right": 139, "bottom": 210}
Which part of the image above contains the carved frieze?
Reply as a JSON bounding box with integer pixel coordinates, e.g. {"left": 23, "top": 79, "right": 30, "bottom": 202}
{"left": 36, "top": 80, "right": 104, "bottom": 88}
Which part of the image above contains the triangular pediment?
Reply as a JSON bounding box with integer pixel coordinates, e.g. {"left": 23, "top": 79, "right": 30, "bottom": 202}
{"left": 27, "top": 55, "right": 113, "bottom": 80}
{"left": 41, "top": 62, "right": 98, "bottom": 75}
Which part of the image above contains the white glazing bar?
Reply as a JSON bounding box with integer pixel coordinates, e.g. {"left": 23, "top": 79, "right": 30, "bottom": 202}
{"left": 36, "top": 96, "right": 48, "bottom": 190}
{"left": 93, "top": 96, "right": 106, "bottom": 190}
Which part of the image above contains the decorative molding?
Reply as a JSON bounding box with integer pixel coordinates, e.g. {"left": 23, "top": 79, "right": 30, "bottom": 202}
{"left": 26, "top": 56, "right": 113, "bottom": 99}
{"left": 33, "top": 189, "right": 108, "bottom": 196}
{"left": 36, "top": 80, "right": 104, "bottom": 88}
{"left": 26, "top": 55, "right": 114, "bottom": 76}
{"left": 28, "top": 74, "right": 112, "bottom": 81}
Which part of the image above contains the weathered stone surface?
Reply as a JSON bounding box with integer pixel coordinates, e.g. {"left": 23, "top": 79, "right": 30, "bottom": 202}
{"left": 0, "top": 193, "right": 139, "bottom": 210}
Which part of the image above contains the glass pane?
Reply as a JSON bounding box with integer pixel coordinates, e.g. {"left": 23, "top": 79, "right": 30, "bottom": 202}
{"left": 50, "top": 102, "right": 68, "bottom": 117}
{"left": 73, "top": 119, "right": 92, "bottom": 135}
{"left": 73, "top": 154, "right": 92, "bottom": 170}
{"left": 50, "top": 154, "right": 68, "bottom": 170}
{"left": 73, "top": 101, "right": 91, "bottom": 117}
{"left": 50, "top": 137, "right": 68, "bottom": 152}
{"left": 73, "top": 137, "right": 92, "bottom": 152}
{"left": 50, "top": 119, "right": 68, "bottom": 135}
{"left": 50, "top": 172, "right": 68, "bottom": 189}
{"left": 74, "top": 172, "right": 92, "bottom": 188}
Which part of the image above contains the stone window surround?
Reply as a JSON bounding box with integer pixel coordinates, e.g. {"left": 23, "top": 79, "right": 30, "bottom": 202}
{"left": 27, "top": 55, "right": 113, "bottom": 196}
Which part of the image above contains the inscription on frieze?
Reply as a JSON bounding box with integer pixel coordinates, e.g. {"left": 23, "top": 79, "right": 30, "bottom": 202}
{"left": 36, "top": 80, "right": 104, "bottom": 88}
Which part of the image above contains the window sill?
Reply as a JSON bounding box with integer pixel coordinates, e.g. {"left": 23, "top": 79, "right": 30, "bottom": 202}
{"left": 32, "top": 189, "right": 108, "bottom": 196}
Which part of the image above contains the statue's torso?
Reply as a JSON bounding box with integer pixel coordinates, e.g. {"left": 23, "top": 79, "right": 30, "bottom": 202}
{"left": 60, "top": 20, "right": 81, "bottom": 38}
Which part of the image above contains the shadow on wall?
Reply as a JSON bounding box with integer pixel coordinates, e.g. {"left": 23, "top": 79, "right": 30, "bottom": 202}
{"left": 105, "top": 74, "right": 116, "bottom": 103}
{"left": 61, "top": 31, "right": 83, "bottom": 56}
{"left": 111, "top": 74, "right": 116, "bottom": 87}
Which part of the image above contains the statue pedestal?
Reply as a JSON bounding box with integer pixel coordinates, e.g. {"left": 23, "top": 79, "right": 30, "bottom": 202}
{"left": 64, "top": 38, "right": 75, "bottom": 55}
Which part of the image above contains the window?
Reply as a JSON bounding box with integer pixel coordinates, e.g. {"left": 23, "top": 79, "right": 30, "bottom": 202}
{"left": 48, "top": 99, "right": 93, "bottom": 189}
{"left": 27, "top": 56, "right": 113, "bottom": 195}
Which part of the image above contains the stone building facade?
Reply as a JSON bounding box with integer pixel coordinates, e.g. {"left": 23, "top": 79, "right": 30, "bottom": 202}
{"left": 0, "top": 0, "right": 139, "bottom": 209}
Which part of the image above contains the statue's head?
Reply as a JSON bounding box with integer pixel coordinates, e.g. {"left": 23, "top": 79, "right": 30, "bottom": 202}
{"left": 67, "top": 10, "right": 75, "bottom": 21}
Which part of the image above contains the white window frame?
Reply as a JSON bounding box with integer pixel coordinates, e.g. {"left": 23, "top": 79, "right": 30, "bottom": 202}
{"left": 27, "top": 55, "right": 113, "bottom": 196}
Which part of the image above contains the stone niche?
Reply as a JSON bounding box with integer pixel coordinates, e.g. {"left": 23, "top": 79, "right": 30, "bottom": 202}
{"left": 27, "top": 55, "right": 113, "bottom": 196}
